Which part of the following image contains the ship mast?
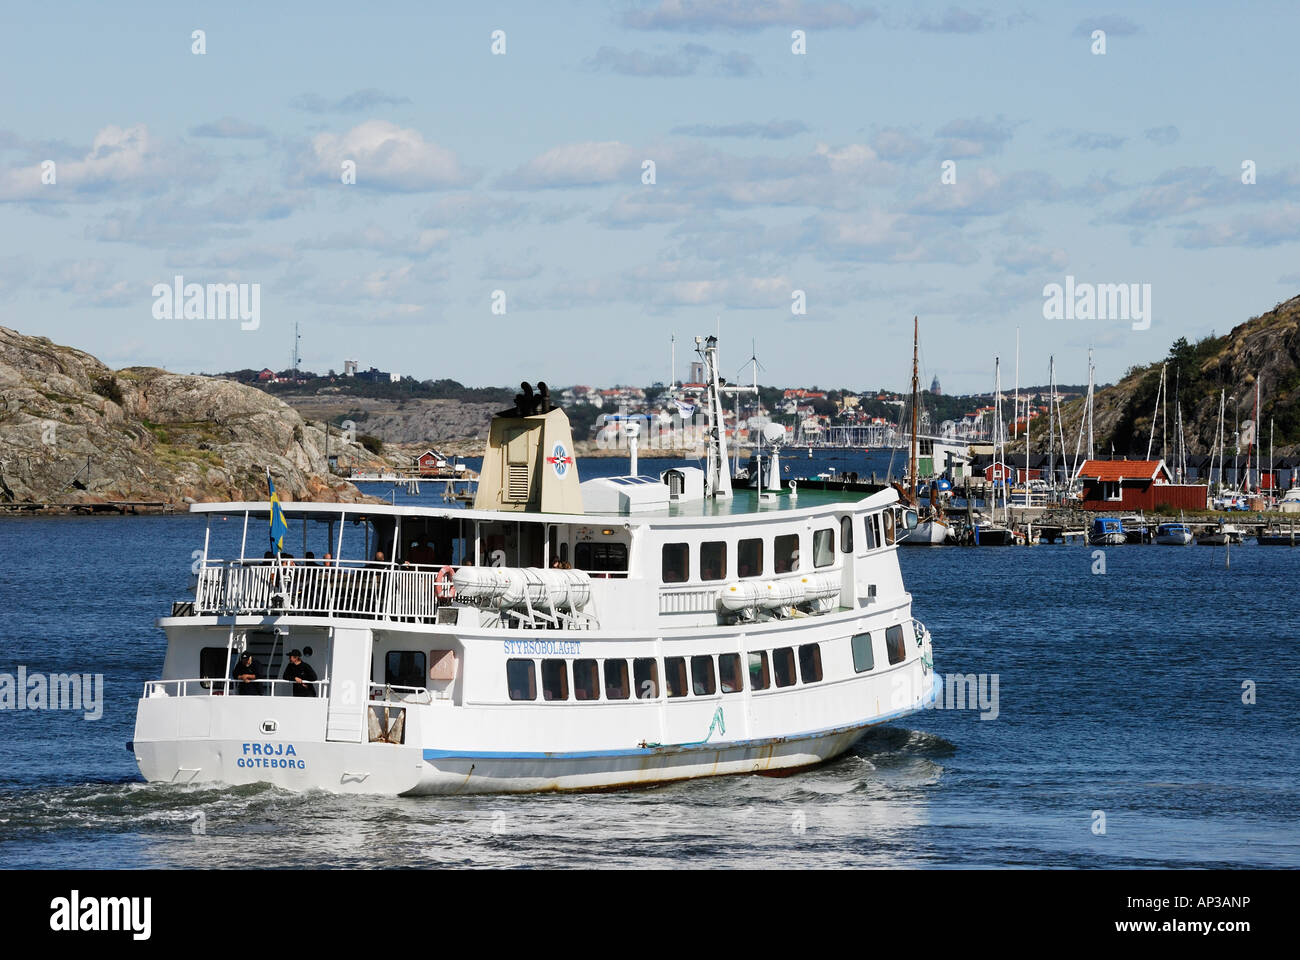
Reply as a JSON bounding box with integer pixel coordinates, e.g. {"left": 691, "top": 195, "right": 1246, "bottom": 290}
{"left": 699, "top": 334, "right": 756, "bottom": 499}
{"left": 909, "top": 316, "right": 919, "bottom": 503}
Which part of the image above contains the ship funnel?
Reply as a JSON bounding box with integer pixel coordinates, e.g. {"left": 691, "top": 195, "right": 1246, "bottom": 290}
{"left": 473, "top": 382, "right": 585, "bottom": 514}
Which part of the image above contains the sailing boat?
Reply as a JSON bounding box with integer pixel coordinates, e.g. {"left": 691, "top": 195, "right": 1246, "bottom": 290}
{"left": 972, "top": 354, "right": 1018, "bottom": 545}
{"left": 901, "top": 318, "right": 951, "bottom": 545}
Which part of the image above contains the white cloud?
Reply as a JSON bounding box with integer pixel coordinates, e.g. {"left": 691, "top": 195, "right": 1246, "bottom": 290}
{"left": 294, "top": 121, "right": 477, "bottom": 192}
{"left": 0, "top": 124, "right": 214, "bottom": 202}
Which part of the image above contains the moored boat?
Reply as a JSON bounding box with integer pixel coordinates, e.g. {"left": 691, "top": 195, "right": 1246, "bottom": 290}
{"left": 1154, "top": 522, "right": 1193, "bottom": 545}
{"left": 1089, "top": 517, "right": 1126, "bottom": 546}
{"left": 1196, "top": 521, "right": 1245, "bottom": 545}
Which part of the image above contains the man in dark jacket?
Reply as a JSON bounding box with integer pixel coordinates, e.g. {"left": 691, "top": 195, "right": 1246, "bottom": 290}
{"left": 282, "top": 649, "right": 318, "bottom": 697}
{"left": 233, "top": 651, "right": 261, "bottom": 695}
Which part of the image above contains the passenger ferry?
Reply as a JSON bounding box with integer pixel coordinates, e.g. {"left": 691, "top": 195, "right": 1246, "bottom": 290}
{"left": 131, "top": 337, "right": 940, "bottom": 795}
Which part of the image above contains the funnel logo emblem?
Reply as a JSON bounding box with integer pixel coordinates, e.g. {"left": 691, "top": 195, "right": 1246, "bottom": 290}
{"left": 547, "top": 443, "right": 573, "bottom": 477}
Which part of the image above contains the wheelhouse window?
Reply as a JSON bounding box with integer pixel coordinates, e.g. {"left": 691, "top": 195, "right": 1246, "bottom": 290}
{"left": 507, "top": 659, "right": 536, "bottom": 701}
{"left": 840, "top": 516, "right": 854, "bottom": 552}
{"left": 690, "top": 655, "right": 716, "bottom": 696}
{"left": 813, "top": 529, "right": 835, "bottom": 567}
{"left": 774, "top": 534, "right": 800, "bottom": 574}
{"left": 575, "top": 542, "right": 629, "bottom": 573}
{"left": 541, "top": 660, "right": 569, "bottom": 700}
{"left": 700, "top": 541, "right": 727, "bottom": 581}
{"left": 798, "top": 644, "right": 823, "bottom": 683}
{"left": 882, "top": 510, "right": 896, "bottom": 545}
{"left": 885, "top": 624, "right": 907, "bottom": 665}
{"left": 634, "top": 658, "right": 659, "bottom": 699}
{"left": 738, "top": 538, "right": 763, "bottom": 578}
{"left": 864, "top": 515, "right": 878, "bottom": 550}
{"left": 718, "top": 653, "right": 743, "bottom": 693}
{"left": 748, "top": 651, "right": 770, "bottom": 690}
{"left": 851, "top": 633, "right": 875, "bottom": 673}
{"left": 662, "top": 543, "right": 690, "bottom": 583}
{"left": 385, "top": 651, "right": 426, "bottom": 688}
{"left": 664, "top": 657, "right": 688, "bottom": 698}
{"left": 604, "top": 659, "right": 630, "bottom": 700}
{"left": 773, "top": 647, "right": 797, "bottom": 687}
{"left": 573, "top": 659, "right": 600, "bottom": 701}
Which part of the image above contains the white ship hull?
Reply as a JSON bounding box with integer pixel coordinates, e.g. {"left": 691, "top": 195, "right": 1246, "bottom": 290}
{"left": 133, "top": 608, "right": 940, "bottom": 795}
{"left": 134, "top": 672, "right": 939, "bottom": 795}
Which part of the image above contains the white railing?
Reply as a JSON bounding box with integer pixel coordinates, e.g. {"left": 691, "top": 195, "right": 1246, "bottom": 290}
{"left": 194, "top": 559, "right": 456, "bottom": 621}
{"left": 143, "top": 678, "right": 331, "bottom": 698}
{"left": 659, "top": 586, "right": 723, "bottom": 614}
{"left": 368, "top": 682, "right": 448, "bottom": 704}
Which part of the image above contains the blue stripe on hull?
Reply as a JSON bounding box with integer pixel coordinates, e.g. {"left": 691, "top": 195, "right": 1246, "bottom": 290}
{"left": 422, "top": 672, "right": 941, "bottom": 763}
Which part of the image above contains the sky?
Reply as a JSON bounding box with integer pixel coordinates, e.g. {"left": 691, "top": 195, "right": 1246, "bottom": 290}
{"left": 2, "top": 0, "right": 1298, "bottom": 396}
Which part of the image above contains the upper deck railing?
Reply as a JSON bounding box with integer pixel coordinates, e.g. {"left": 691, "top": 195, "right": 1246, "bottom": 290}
{"left": 194, "top": 559, "right": 458, "bottom": 622}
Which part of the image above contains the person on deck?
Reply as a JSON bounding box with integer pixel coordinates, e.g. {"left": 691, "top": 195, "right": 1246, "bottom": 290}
{"left": 281, "top": 649, "right": 318, "bottom": 697}
{"left": 233, "top": 651, "right": 261, "bottom": 696}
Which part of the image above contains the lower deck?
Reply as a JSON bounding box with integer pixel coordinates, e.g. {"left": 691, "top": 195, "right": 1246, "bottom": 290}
{"left": 133, "top": 606, "right": 937, "bottom": 794}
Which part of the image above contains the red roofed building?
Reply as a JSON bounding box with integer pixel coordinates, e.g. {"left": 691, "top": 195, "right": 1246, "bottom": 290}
{"left": 1077, "top": 459, "right": 1206, "bottom": 510}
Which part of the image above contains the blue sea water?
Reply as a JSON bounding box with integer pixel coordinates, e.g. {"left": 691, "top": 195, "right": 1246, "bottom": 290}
{"left": 0, "top": 452, "right": 1296, "bottom": 868}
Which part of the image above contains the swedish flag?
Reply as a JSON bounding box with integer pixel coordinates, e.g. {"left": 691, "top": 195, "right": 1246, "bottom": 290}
{"left": 267, "top": 469, "right": 288, "bottom": 553}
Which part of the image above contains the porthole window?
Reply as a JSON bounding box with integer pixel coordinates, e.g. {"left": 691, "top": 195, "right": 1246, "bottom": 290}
{"left": 662, "top": 543, "right": 689, "bottom": 583}
{"left": 700, "top": 541, "right": 727, "bottom": 581}
{"left": 851, "top": 633, "right": 875, "bottom": 673}
{"left": 664, "top": 657, "right": 688, "bottom": 698}
{"left": 813, "top": 529, "right": 835, "bottom": 567}
{"left": 798, "top": 643, "right": 823, "bottom": 683}
{"left": 773, "top": 647, "right": 797, "bottom": 688}
{"left": 774, "top": 534, "right": 800, "bottom": 574}
{"left": 507, "top": 659, "right": 536, "bottom": 701}
{"left": 541, "top": 659, "right": 569, "bottom": 700}
{"left": 719, "top": 653, "right": 743, "bottom": 693}
{"left": 634, "top": 658, "right": 659, "bottom": 699}
{"left": 604, "top": 659, "right": 630, "bottom": 700}
{"left": 885, "top": 624, "right": 906, "bottom": 665}
{"left": 573, "top": 659, "right": 599, "bottom": 701}
{"left": 690, "top": 655, "right": 716, "bottom": 696}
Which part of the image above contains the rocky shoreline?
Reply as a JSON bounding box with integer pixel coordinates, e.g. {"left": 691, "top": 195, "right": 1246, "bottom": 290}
{"left": 0, "top": 326, "right": 391, "bottom": 513}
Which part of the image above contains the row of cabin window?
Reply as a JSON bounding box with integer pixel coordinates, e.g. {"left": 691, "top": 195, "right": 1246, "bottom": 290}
{"left": 506, "top": 644, "right": 824, "bottom": 702}
{"left": 661, "top": 512, "right": 896, "bottom": 584}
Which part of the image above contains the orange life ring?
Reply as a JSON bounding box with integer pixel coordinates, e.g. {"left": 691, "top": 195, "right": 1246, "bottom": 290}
{"left": 435, "top": 566, "right": 456, "bottom": 601}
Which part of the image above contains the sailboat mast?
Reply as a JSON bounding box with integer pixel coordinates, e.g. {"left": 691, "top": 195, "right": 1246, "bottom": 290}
{"left": 1162, "top": 364, "right": 1168, "bottom": 466}
{"left": 1086, "top": 348, "right": 1095, "bottom": 461}
{"left": 1049, "top": 356, "right": 1056, "bottom": 492}
{"left": 909, "top": 317, "right": 919, "bottom": 502}
{"left": 1248, "top": 374, "right": 1258, "bottom": 494}
{"left": 1218, "top": 389, "right": 1225, "bottom": 496}
{"left": 994, "top": 356, "right": 1004, "bottom": 522}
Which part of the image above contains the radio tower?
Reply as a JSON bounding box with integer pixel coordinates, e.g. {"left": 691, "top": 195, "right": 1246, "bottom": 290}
{"left": 292, "top": 321, "right": 301, "bottom": 375}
